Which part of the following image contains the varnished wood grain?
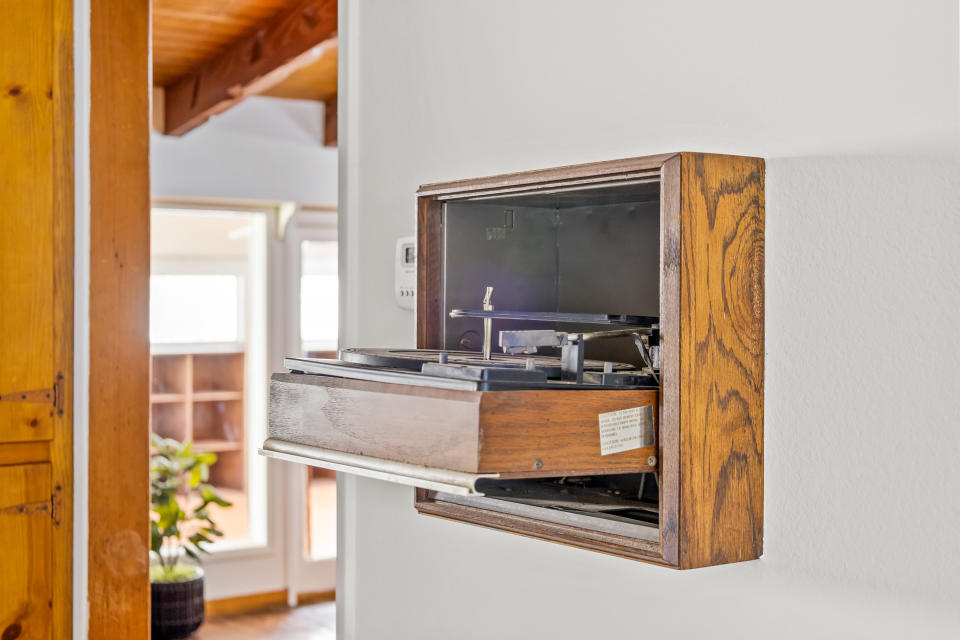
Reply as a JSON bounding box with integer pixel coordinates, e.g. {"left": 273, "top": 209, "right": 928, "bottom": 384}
{"left": 153, "top": 0, "right": 295, "bottom": 86}
{"left": 89, "top": 0, "right": 151, "bottom": 635}
{"left": 271, "top": 373, "right": 484, "bottom": 471}
{"left": 416, "top": 154, "right": 675, "bottom": 198}
{"left": 163, "top": 0, "right": 336, "bottom": 135}
{"left": 678, "top": 152, "right": 764, "bottom": 568}
{"left": 0, "top": 441, "right": 51, "bottom": 467}
{"left": 261, "top": 38, "right": 338, "bottom": 103}
{"left": 0, "top": 0, "right": 74, "bottom": 635}
{"left": 416, "top": 197, "right": 444, "bottom": 350}
{"left": 323, "top": 95, "right": 336, "bottom": 146}
{"left": 0, "top": 463, "right": 52, "bottom": 640}
{"left": 0, "top": 0, "right": 57, "bottom": 445}
{"left": 658, "top": 153, "right": 681, "bottom": 566}
{"left": 271, "top": 374, "right": 657, "bottom": 475}
{"left": 415, "top": 496, "right": 663, "bottom": 564}
{"left": 478, "top": 390, "right": 657, "bottom": 474}
{"left": 411, "top": 152, "right": 764, "bottom": 568}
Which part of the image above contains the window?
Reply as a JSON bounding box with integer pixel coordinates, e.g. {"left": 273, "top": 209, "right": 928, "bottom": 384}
{"left": 149, "top": 207, "right": 269, "bottom": 549}
{"left": 300, "top": 239, "right": 339, "bottom": 353}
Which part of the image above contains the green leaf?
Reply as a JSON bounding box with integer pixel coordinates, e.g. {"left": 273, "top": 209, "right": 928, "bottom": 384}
{"left": 149, "top": 434, "right": 233, "bottom": 563}
{"left": 200, "top": 485, "right": 232, "bottom": 507}
{"left": 150, "top": 521, "right": 163, "bottom": 554}
{"left": 196, "top": 452, "right": 217, "bottom": 466}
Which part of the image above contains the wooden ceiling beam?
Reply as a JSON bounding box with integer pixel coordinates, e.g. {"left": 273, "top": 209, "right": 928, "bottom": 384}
{"left": 324, "top": 96, "right": 336, "bottom": 147}
{"left": 162, "top": 0, "right": 336, "bottom": 136}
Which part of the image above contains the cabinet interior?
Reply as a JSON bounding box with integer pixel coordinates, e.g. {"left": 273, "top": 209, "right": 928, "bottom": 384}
{"left": 427, "top": 179, "right": 664, "bottom": 545}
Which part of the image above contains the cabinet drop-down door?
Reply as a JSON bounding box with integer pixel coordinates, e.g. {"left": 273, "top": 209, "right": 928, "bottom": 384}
{"left": 263, "top": 359, "right": 658, "bottom": 495}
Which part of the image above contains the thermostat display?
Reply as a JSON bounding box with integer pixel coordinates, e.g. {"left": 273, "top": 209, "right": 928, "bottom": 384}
{"left": 395, "top": 236, "right": 416, "bottom": 310}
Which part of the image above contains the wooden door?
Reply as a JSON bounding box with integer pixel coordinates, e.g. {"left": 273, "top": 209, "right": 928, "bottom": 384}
{"left": 0, "top": 0, "right": 74, "bottom": 637}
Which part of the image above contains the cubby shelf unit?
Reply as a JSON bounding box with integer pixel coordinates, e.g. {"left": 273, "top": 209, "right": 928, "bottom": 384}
{"left": 150, "top": 352, "right": 246, "bottom": 491}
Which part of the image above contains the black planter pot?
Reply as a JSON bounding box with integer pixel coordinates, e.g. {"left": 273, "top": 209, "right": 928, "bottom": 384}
{"left": 151, "top": 573, "right": 205, "bottom": 639}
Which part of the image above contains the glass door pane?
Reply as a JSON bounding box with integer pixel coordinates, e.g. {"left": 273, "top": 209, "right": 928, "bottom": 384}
{"left": 299, "top": 238, "right": 338, "bottom": 560}
{"left": 149, "top": 208, "right": 269, "bottom": 549}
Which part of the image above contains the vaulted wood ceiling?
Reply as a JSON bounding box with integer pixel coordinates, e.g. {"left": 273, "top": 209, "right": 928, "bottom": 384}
{"left": 152, "top": 0, "right": 337, "bottom": 140}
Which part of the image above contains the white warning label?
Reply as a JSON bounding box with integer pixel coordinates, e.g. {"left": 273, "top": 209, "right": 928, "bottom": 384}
{"left": 598, "top": 406, "right": 654, "bottom": 456}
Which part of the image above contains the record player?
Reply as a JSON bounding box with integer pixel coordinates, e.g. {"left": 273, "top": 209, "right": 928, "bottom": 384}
{"left": 264, "top": 152, "right": 765, "bottom": 568}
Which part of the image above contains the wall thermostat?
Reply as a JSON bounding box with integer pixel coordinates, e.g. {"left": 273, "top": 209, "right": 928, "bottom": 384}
{"left": 395, "top": 236, "right": 416, "bottom": 310}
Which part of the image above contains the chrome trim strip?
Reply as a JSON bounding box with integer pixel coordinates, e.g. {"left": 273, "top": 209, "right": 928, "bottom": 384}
{"left": 282, "top": 357, "right": 480, "bottom": 391}
{"left": 259, "top": 438, "right": 499, "bottom": 496}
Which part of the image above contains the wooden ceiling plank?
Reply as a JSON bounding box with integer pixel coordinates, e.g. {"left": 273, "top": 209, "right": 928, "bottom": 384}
{"left": 162, "top": 0, "right": 336, "bottom": 136}
{"left": 260, "top": 41, "right": 337, "bottom": 101}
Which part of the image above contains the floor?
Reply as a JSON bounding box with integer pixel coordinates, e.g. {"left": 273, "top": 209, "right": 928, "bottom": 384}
{"left": 195, "top": 602, "right": 336, "bottom": 639}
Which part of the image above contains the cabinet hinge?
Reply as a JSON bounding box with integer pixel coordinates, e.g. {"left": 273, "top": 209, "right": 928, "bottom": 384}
{"left": 0, "top": 499, "right": 51, "bottom": 518}
{"left": 51, "top": 485, "right": 62, "bottom": 525}
{"left": 0, "top": 488, "right": 61, "bottom": 524}
{"left": 0, "top": 372, "right": 64, "bottom": 416}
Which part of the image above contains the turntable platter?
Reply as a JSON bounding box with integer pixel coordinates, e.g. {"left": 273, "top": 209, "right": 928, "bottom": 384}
{"left": 339, "top": 348, "right": 634, "bottom": 377}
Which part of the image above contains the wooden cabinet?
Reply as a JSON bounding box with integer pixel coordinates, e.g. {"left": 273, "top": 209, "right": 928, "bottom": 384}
{"left": 150, "top": 353, "right": 246, "bottom": 490}
{"left": 0, "top": 0, "right": 73, "bottom": 636}
{"left": 0, "top": 464, "right": 53, "bottom": 639}
{"left": 267, "top": 152, "right": 764, "bottom": 569}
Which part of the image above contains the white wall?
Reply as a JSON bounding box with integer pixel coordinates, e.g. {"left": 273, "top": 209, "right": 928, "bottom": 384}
{"left": 151, "top": 95, "right": 338, "bottom": 205}
{"left": 338, "top": 1, "right": 960, "bottom": 638}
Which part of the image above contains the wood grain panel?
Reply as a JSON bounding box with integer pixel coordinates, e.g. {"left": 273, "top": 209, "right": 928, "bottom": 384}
{"left": 153, "top": 0, "right": 294, "bottom": 86}
{"left": 260, "top": 39, "right": 337, "bottom": 102}
{"left": 0, "top": 0, "right": 56, "bottom": 444}
{"left": 162, "top": 0, "right": 336, "bottom": 135}
{"left": 270, "top": 375, "right": 658, "bottom": 476}
{"left": 478, "top": 390, "right": 658, "bottom": 474}
{"left": 415, "top": 497, "right": 663, "bottom": 563}
{"left": 658, "top": 154, "right": 681, "bottom": 565}
{"left": 417, "top": 154, "right": 675, "bottom": 198}
{"left": 270, "top": 373, "right": 484, "bottom": 471}
{"left": 0, "top": 442, "right": 51, "bottom": 467}
{"left": 0, "top": 0, "right": 73, "bottom": 634}
{"left": 0, "top": 463, "right": 52, "bottom": 640}
{"left": 89, "top": 0, "right": 151, "bottom": 635}
{"left": 678, "top": 152, "right": 764, "bottom": 568}
{"left": 416, "top": 197, "right": 444, "bottom": 349}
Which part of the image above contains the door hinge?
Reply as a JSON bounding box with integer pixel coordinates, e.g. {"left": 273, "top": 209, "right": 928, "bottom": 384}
{"left": 51, "top": 484, "right": 62, "bottom": 525}
{"left": 0, "top": 499, "right": 51, "bottom": 518}
{"left": 0, "top": 372, "right": 64, "bottom": 416}
{"left": 0, "top": 487, "right": 61, "bottom": 524}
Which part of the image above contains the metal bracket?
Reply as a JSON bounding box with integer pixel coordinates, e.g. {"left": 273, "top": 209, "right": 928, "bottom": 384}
{"left": 0, "top": 500, "right": 51, "bottom": 517}
{"left": 259, "top": 438, "right": 499, "bottom": 495}
{"left": 0, "top": 486, "right": 61, "bottom": 523}
{"left": 0, "top": 373, "right": 64, "bottom": 416}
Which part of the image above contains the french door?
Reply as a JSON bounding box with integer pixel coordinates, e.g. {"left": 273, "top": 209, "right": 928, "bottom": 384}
{"left": 149, "top": 202, "right": 337, "bottom": 601}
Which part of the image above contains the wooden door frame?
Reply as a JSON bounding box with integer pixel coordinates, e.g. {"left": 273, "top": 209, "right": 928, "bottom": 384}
{"left": 86, "top": 0, "right": 151, "bottom": 637}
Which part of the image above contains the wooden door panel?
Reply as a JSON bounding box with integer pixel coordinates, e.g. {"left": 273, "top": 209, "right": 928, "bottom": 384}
{"left": 0, "top": 0, "right": 56, "bottom": 443}
{"left": 0, "top": 463, "right": 53, "bottom": 640}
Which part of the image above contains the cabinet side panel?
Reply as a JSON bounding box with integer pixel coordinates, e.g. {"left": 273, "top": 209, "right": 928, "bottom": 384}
{"left": 658, "top": 155, "right": 681, "bottom": 566}
{"left": 417, "top": 197, "right": 444, "bottom": 349}
{"left": 679, "top": 153, "right": 764, "bottom": 568}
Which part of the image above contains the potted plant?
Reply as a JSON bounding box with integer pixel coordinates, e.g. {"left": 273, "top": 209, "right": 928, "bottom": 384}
{"left": 150, "top": 434, "right": 232, "bottom": 639}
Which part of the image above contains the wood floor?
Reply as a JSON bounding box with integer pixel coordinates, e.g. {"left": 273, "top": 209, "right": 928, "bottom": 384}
{"left": 195, "top": 602, "right": 336, "bottom": 639}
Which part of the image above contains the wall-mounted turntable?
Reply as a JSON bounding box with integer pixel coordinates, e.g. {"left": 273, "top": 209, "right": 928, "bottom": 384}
{"left": 265, "top": 152, "right": 765, "bottom": 569}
